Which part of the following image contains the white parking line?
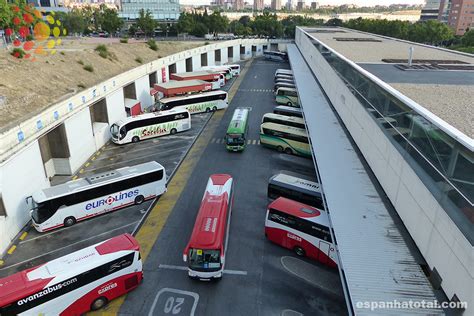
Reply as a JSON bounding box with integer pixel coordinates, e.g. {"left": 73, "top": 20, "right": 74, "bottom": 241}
{"left": 158, "top": 264, "right": 248, "bottom": 276}
{"left": 1, "top": 222, "right": 139, "bottom": 271}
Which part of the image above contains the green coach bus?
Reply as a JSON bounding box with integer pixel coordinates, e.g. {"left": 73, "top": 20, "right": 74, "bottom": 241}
{"left": 225, "top": 108, "right": 250, "bottom": 152}
{"left": 259, "top": 122, "right": 311, "bottom": 158}
{"left": 275, "top": 87, "right": 299, "bottom": 107}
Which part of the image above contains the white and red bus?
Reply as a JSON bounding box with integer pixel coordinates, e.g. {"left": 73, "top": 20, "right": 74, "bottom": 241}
{"left": 183, "top": 174, "right": 234, "bottom": 280}
{"left": 0, "top": 234, "right": 143, "bottom": 315}
{"left": 265, "top": 197, "right": 337, "bottom": 268}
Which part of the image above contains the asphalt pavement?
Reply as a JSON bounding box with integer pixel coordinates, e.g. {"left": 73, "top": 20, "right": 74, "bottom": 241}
{"left": 118, "top": 58, "right": 347, "bottom": 316}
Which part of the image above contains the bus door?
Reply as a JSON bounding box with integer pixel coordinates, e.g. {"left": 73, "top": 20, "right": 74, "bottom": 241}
{"left": 318, "top": 240, "right": 331, "bottom": 265}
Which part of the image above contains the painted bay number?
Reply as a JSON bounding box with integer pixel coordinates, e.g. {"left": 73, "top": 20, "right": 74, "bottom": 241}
{"left": 164, "top": 296, "right": 185, "bottom": 314}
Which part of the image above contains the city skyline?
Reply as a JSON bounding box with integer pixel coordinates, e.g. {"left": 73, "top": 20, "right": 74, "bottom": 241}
{"left": 181, "top": 0, "right": 425, "bottom": 5}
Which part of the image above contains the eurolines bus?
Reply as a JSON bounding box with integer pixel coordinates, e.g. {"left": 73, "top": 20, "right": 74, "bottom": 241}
{"left": 260, "top": 122, "right": 311, "bottom": 158}
{"left": 225, "top": 108, "right": 250, "bottom": 152}
{"left": 183, "top": 174, "right": 234, "bottom": 280}
{"left": 110, "top": 109, "right": 191, "bottom": 144}
{"left": 0, "top": 234, "right": 143, "bottom": 315}
{"left": 28, "top": 161, "right": 166, "bottom": 232}
{"left": 262, "top": 113, "right": 305, "bottom": 129}
{"left": 158, "top": 90, "right": 228, "bottom": 114}
{"left": 275, "top": 87, "right": 299, "bottom": 107}
{"left": 265, "top": 197, "right": 337, "bottom": 267}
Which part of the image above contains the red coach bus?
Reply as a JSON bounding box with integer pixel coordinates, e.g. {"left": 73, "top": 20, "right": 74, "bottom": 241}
{"left": 265, "top": 197, "right": 337, "bottom": 268}
{"left": 0, "top": 234, "right": 143, "bottom": 315}
{"left": 183, "top": 174, "right": 234, "bottom": 280}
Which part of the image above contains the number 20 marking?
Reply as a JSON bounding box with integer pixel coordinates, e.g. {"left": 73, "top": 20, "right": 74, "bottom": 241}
{"left": 164, "top": 296, "right": 184, "bottom": 314}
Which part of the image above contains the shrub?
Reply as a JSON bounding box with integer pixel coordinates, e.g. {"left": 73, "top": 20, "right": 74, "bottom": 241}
{"left": 83, "top": 64, "right": 94, "bottom": 72}
{"left": 78, "top": 83, "right": 86, "bottom": 88}
{"left": 120, "top": 37, "right": 129, "bottom": 43}
{"left": 204, "top": 41, "right": 210, "bottom": 45}
{"left": 147, "top": 39, "right": 158, "bottom": 51}
{"left": 77, "top": 59, "right": 84, "bottom": 65}
{"left": 11, "top": 48, "right": 25, "bottom": 58}
{"left": 135, "top": 57, "right": 143, "bottom": 64}
{"left": 95, "top": 44, "right": 109, "bottom": 58}
{"left": 60, "top": 51, "right": 65, "bottom": 55}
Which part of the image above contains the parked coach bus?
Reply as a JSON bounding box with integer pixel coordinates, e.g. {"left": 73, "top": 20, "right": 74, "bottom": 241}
{"left": 201, "top": 66, "right": 233, "bottom": 81}
{"left": 273, "top": 106, "right": 303, "bottom": 118}
{"left": 158, "top": 90, "right": 228, "bottom": 114}
{"left": 274, "top": 74, "right": 294, "bottom": 82}
{"left": 110, "top": 109, "right": 191, "bottom": 144}
{"left": 275, "top": 87, "right": 299, "bottom": 107}
{"left": 183, "top": 174, "right": 234, "bottom": 280}
{"left": 0, "top": 234, "right": 143, "bottom": 315}
{"left": 27, "top": 161, "right": 166, "bottom": 232}
{"left": 268, "top": 171, "right": 324, "bottom": 209}
{"left": 265, "top": 197, "right": 337, "bottom": 267}
{"left": 275, "top": 69, "right": 292, "bottom": 77}
{"left": 264, "top": 51, "right": 288, "bottom": 62}
{"left": 274, "top": 82, "right": 296, "bottom": 92}
{"left": 260, "top": 122, "right": 311, "bottom": 158}
{"left": 226, "top": 64, "right": 241, "bottom": 76}
{"left": 262, "top": 113, "right": 305, "bottom": 130}
{"left": 225, "top": 108, "right": 250, "bottom": 152}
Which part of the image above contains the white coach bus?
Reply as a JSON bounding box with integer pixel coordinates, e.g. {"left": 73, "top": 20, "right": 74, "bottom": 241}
{"left": 27, "top": 161, "right": 166, "bottom": 232}
{"left": 110, "top": 109, "right": 191, "bottom": 144}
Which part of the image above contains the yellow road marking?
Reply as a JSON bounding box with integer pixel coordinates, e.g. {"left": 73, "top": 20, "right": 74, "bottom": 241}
{"left": 72, "top": 175, "right": 78, "bottom": 180}
{"left": 91, "top": 156, "right": 96, "bottom": 161}
{"left": 19, "top": 232, "right": 28, "bottom": 241}
{"left": 85, "top": 162, "right": 90, "bottom": 167}
{"left": 7, "top": 245, "right": 16, "bottom": 255}
{"left": 97, "top": 59, "right": 252, "bottom": 315}
{"left": 79, "top": 169, "right": 84, "bottom": 174}
{"left": 96, "top": 150, "right": 101, "bottom": 155}
{"left": 0, "top": 259, "right": 4, "bottom": 266}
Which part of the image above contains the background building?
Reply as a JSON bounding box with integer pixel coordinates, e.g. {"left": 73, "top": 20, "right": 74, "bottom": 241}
{"left": 310, "top": 1, "right": 318, "bottom": 10}
{"left": 121, "top": 0, "right": 180, "bottom": 21}
{"left": 420, "top": 0, "right": 441, "bottom": 20}
{"left": 296, "top": 0, "right": 304, "bottom": 11}
{"left": 234, "top": 0, "right": 244, "bottom": 10}
{"left": 254, "top": 0, "right": 264, "bottom": 11}
{"left": 271, "top": 0, "right": 281, "bottom": 10}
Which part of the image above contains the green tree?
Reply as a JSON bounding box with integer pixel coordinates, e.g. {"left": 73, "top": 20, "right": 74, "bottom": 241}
{"left": 0, "top": 0, "right": 13, "bottom": 29}
{"left": 137, "top": 9, "right": 156, "bottom": 37}
{"left": 97, "top": 4, "right": 123, "bottom": 35}
{"left": 461, "top": 29, "right": 474, "bottom": 46}
{"left": 325, "top": 18, "right": 343, "bottom": 26}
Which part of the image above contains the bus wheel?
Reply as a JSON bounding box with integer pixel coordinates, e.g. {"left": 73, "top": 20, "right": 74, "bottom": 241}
{"left": 205, "top": 108, "right": 211, "bottom": 113}
{"left": 276, "top": 146, "right": 284, "bottom": 152}
{"left": 134, "top": 195, "right": 145, "bottom": 205}
{"left": 170, "top": 128, "right": 177, "bottom": 135}
{"left": 212, "top": 106, "right": 217, "bottom": 111}
{"left": 91, "top": 297, "right": 108, "bottom": 311}
{"left": 64, "top": 217, "right": 76, "bottom": 227}
{"left": 285, "top": 148, "right": 293, "bottom": 155}
{"left": 287, "top": 102, "right": 292, "bottom": 106}
{"left": 294, "top": 246, "right": 305, "bottom": 257}
{"left": 132, "top": 136, "right": 140, "bottom": 143}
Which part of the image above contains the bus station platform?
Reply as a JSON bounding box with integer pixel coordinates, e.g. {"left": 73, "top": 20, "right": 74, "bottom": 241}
{"left": 287, "top": 44, "right": 443, "bottom": 315}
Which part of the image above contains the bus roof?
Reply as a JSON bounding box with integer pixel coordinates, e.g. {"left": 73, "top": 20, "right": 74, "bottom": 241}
{"left": 32, "top": 161, "right": 164, "bottom": 203}
{"left": 154, "top": 80, "right": 210, "bottom": 89}
{"left": 274, "top": 106, "right": 302, "bottom": 113}
{"left": 276, "top": 87, "right": 297, "bottom": 93}
{"left": 227, "top": 108, "right": 249, "bottom": 134}
{"left": 170, "top": 71, "right": 221, "bottom": 80}
{"left": 159, "top": 90, "right": 227, "bottom": 104}
{"left": 275, "top": 69, "right": 292, "bottom": 74}
{"left": 270, "top": 171, "right": 321, "bottom": 194}
{"left": 261, "top": 122, "right": 307, "bottom": 137}
{"left": 263, "top": 113, "right": 304, "bottom": 124}
{"left": 0, "top": 234, "right": 138, "bottom": 307}
{"left": 275, "top": 77, "right": 295, "bottom": 83}
{"left": 269, "top": 197, "right": 329, "bottom": 226}
{"left": 112, "top": 109, "right": 189, "bottom": 127}
{"left": 186, "top": 174, "right": 233, "bottom": 251}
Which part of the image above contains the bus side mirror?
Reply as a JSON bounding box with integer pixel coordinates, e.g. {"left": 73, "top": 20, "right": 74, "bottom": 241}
{"left": 25, "top": 196, "right": 32, "bottom": 205}
{"left": 183, "top": 254, "right": 187, "bottom": 262}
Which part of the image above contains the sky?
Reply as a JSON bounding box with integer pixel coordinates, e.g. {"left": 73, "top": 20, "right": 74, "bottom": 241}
{"left": 179, "top": 0, "right": 425, "bottom": 5}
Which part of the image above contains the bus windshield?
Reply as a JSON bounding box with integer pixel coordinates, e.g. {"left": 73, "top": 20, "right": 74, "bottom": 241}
{"left": 188, "top": 248, "right": 221, "bottom": 270}
{"left": 226, "top": 133, "right": 245, "bottom": 145}
{"left": 110, "top": 124, "right": 120, "bottom": 138}
{"left": 31, "top": 200, "right": 55, "bottom": 224}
